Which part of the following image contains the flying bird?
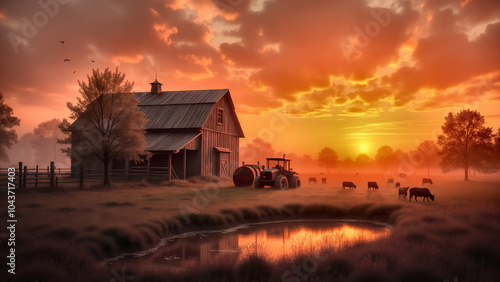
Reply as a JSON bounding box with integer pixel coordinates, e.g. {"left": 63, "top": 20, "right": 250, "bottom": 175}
{"left": 91, "top": 59, "right": 95, "bottom": 63}
{"left": 60, "top": 41, "right": 65, "bottom": 44}
{"left": 64, "top": 59, "right": 70, "bottom": 62}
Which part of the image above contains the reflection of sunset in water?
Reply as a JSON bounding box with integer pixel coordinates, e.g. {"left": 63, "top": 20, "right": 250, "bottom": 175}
{"left": 237, "top": 223, "right": 390, "bottom": 261}
{"left": 110, "top": 221, "right": 391, "bottom": 270}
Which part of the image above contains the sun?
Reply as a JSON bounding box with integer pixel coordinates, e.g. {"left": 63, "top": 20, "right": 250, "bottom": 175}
{"left": 359, "top": 143, "right": 370, "bottom": 154}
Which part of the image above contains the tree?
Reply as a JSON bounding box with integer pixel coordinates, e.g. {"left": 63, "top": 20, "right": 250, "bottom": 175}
{"left": 318, "top": 147, "right": 338, "bottom": 174}
{"left": 60, "top": 68, "right": 149, "bottom": 186}
{"left": 416, "top": 140, "right": 438, "bottom": 176}
{"left": 437, "top": 109, "right": 494, "bottom": 181}
{"left": 32, "top": 118, "right": 68, "bottom": 165}
{"left": 355, "top": 153, "right": 371, "bottom": 167}
{"left": 0, "top": 92, "right": 21, "bottom": 162}
{"left": 240, "top": 138, "right": 277, "bottom": 165}
{"left": 495, "top": 128, "right": 500, "bottom": 172}
{"left": 375, "top": 145, "right": 395, "bottom": 173}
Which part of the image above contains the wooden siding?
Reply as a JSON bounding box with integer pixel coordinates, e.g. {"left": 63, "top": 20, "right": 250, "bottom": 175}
{"left": 202, "top": 94, "right": 241, "bottom": 136}
{"left": 200, "top": 129, "right": 239, "bottom": 176}
{"left": 184, "top": 135, "right": 201, "bottom": 150}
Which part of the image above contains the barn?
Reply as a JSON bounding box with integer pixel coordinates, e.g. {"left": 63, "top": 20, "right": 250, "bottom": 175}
{"left": 72, "top": 80, "right": 245, "bottom": 180}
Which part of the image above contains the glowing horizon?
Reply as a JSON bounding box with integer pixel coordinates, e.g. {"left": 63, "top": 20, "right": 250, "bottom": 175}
{"left": 1, "top": 0, "right": 499, "bottom": 161}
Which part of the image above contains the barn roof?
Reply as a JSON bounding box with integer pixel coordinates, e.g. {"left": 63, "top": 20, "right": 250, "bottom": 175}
{"left": 134, "top": 89, "right": 244, "bottom": 137}
{"left": 71, "top": 88, "right": 244, "bottom": 153}
{"left": 145, "top": 132, "right": 201, "bottom": 152}
{"left": 134, "top": 89, "right": 228, "bottom": 105}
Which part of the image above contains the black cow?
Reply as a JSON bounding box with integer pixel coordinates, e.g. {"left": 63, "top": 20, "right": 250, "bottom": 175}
{"left": 395, "top": 182, "right": 401, "bottom": 188}
{"left": 322, "top": 178, "right": 327, "bottom": 184}
{"left": 398, "top": 187, "right": 409, "bottom": 199}
{"left": 422, "top": 178, "right": 433, "bottom": 185}
{"left": 387, "top": 179, "right": 394, "bottom": 186}
{"left": 409, "top": 187, "right": 435, "bottom": 202}
{"left": 309, "top": 177, "right": 317, "bottom": 184}
{"left": 342, "top": 181, "right": 357, "bottom": 190}
{"left": 368, "top": 181, "right": 379, "bottom": 191}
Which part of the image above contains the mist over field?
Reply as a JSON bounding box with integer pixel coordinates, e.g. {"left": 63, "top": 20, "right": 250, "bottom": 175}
{"left": 1, "top": 0, "right": 500, "bottom": 281}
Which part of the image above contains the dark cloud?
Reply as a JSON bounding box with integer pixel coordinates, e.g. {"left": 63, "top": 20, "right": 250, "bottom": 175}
{"left": 0, "top": 0, "right": 498, "bottom": 128}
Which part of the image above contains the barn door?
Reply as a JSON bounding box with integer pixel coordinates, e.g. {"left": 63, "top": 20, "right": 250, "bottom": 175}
{"left": 219, "top": 152, "right": 229, "bottom": 177}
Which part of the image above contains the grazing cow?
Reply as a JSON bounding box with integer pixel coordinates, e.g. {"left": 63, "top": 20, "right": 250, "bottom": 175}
{"left": 342, "top": 181, "right": 357, "bottom": 190}
{"left": 387, "top": 179, "right": 394, "bottom": 186}
{"left": 398, "top": 187, "right": 409, "bottom": 199}
{"left": 322, "top": 178, "right": 327, "bottom": 184}
{"left": 309, "top": 177, "right": 317, "bottom": 184}
{"left": 368, "top": 181, "right": 379, "bottom": 191}
{"left": 409, "top": 187, "right": 435, "bottom": 202}
{"left": 422, "top": 178, "right": 433, "bottom": 186}
{"left": 399, "top": 173, "right": 407, "bottom": 178}
{"left": 395, "top": 182, "right": 401, "bottom": 188}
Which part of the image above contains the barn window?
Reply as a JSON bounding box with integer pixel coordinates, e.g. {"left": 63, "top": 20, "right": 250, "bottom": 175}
{"left": 217, "top": 108, "right": 224, "bottom": 125}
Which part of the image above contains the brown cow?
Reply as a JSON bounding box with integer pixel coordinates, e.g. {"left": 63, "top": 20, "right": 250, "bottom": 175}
{"left": 368, "top": 181, "right": 379, "bottom": 191}
{"left": 409, "top": 187, "right": 435, "bottom": 202}
{"left": 342, "top": 181, "right": 357, "bottom": 190}
{"left": 398, "top": 187, "right": 409, "bottom": 199}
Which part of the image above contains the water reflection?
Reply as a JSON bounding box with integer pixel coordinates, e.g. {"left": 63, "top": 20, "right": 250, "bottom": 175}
{"left": 110, "top": 220, "right": 390, "bottom": 269}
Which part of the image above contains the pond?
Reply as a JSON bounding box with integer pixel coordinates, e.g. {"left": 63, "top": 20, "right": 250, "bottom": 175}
{"left": 106, "top": 220, "right": 391, "bottom": 269}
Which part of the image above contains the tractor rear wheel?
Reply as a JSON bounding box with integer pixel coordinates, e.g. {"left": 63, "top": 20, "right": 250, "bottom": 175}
{"left": 275, "top": 175, "right": 288, "bottom": 190}
{"left": 290, "top": 176, "right": 301, "bottom": 189}
{"left": 254, "top": 176, "right": 264, "bottom": 189}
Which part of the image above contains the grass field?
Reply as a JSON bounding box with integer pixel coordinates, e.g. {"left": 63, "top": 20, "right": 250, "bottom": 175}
{"left": 1, "top": 173, "right": 499, "bottom": 281}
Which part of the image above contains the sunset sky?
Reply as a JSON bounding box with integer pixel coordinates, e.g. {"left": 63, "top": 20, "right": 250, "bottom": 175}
{"left": 1, "top": 0, "right": 499, "bottom": 159}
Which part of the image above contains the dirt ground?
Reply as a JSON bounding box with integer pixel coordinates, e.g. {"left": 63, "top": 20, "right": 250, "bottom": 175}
{"left": 1, "top": 173, "right": 499, "bottom": 281}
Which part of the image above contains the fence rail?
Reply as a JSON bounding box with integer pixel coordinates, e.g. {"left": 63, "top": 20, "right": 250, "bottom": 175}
{"left": 0, "top": 162, "right": 175, "bottom": 189}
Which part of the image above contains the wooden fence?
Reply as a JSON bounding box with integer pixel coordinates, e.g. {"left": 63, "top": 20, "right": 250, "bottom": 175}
{"left": 0, "top": 161, "right": 176, "bottom": 189}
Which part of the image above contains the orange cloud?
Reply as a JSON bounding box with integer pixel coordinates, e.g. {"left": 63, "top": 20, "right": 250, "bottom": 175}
{"left": 112, "top": 55, "right": 144, "bottom": 66}
{"left": 154, "top": 24, "right": 178, "bottom": 45}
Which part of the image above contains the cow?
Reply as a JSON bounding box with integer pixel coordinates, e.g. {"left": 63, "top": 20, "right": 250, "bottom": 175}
{"left": 395, "top": 182, "right": 401, "bottom": 188}
{"left": 322, "top": 178, "right": 327, "bottom": 184}
{"left": 422, "top": 178, "right": 433, "bottom": 186}
{"left": 342, "top": 181, "right": 357, "bottom": 190}
{"left": 387, "top": 179, "right": 394, "bottom": 186}
{"left": 399, "top": 173, "right": 407, "bottom": 178}
{"left": 368, "top": 181, "right": 379, "bottom": 191}
{"left": 398, "top": 187, "right": 409, "bottom": 199}
{"left": 409, "top": 187, "right": 435, "bottom": 202}
{"left": 309, "top": 177, "right": 317, "bottom": 184}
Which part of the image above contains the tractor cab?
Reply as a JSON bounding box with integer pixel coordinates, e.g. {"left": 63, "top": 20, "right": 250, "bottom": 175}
{"left": 266, "top": 158, "right": 292, "bottom": 173}
{"left": 254, "top": 157, "right": 301, "bottom": 190}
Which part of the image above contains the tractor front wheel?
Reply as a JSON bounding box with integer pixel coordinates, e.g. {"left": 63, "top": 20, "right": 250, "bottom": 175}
{"left": 290, "top": 176, "right": 301, "bottom": 189}
{"left": 254, "top": 176, "right": 264, "bottom": 189}
{"left": 275, "top": 175, "right": 288, "bottom": 190}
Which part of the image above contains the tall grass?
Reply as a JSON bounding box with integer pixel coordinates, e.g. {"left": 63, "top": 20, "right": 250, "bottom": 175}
{"left": 10, "top": 199, "right": 500, "bottom": 281}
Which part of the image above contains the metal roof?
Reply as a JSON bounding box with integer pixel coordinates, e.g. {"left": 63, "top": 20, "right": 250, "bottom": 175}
{"left": 134, "top": 89, "right": 228, "bottom": 106}
{"left": 145, "top": 132, "right": 201, "bottom": 152}
{"left": 71, "top": 88, "right": 244, "bottom": 152}
{"left": 141, "top": 104, "right": 214, "bottom": 129}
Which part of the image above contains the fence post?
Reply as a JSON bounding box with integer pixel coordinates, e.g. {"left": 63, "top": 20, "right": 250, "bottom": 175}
{"left": 125, "top": 160, "right": 129, "bottom": 181}
{"left": 23, "top": 166, "right": 27, "bottom": 188}
{"left": 80, "top": 166, "right": 84, "bottom": 188}
{"left": 35, "top": 165, "right": 39, "bottom": 187}
{"left": 18, "top": 162, "right": 22, "bottom": 188}
{"left": 146, "top": 157, "right": 151, "bottom": 180}
{"left": 50, "top": 161, "right": 55, "bottom": 189}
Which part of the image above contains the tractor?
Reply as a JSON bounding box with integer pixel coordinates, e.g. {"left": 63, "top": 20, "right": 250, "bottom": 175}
{"left": 254, "top": 157, "right": 300, "bottom": 190}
